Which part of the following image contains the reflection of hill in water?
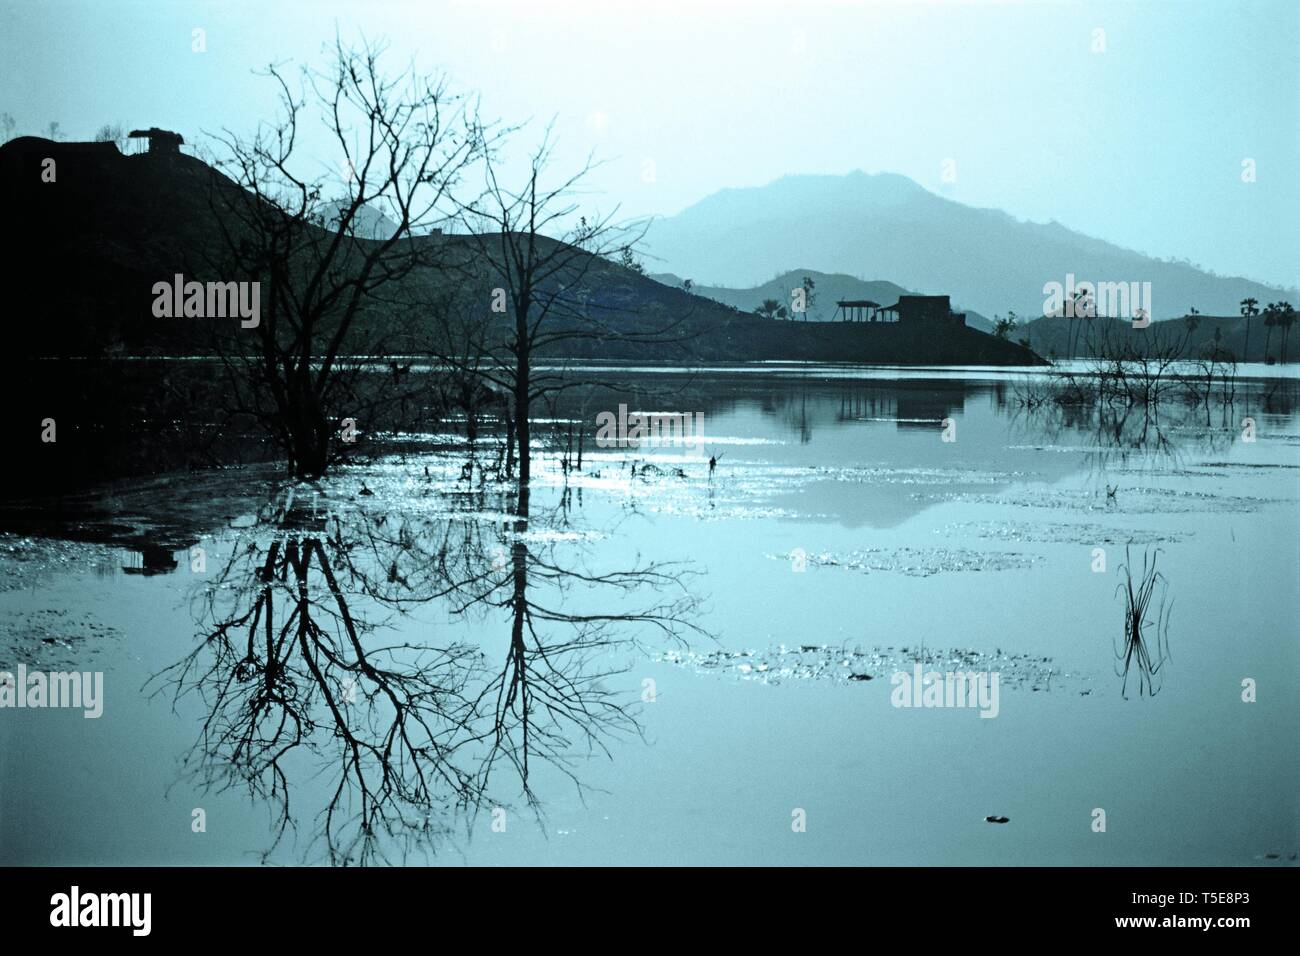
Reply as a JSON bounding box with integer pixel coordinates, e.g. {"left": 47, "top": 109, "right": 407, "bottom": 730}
{"left": 3, "top": 370, "right": 1295, "bottom": 537}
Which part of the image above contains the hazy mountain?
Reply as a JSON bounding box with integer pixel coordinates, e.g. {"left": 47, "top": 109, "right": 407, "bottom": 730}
{"left": 644, "top": 171, "right": 1298, "bottom": 322}
{"left": 651, "top": 268, "right": 995, "bottom": 334}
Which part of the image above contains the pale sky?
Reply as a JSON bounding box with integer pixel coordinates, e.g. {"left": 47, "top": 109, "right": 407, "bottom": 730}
{"left": 3, "top": 0, "right": 1297, "bottom": 287}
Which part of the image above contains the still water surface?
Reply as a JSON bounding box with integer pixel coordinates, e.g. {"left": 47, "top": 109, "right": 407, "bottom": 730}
{"left": 1, "top": 367, "right": 1296, "bottom": 864}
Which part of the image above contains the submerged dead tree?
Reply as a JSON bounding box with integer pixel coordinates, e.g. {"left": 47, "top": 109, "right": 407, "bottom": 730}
{"left": 432, "top": 127, "right": 688, "bottom": 503}
{"left": 207, "top": 37, "right": 481, "bottom": 477}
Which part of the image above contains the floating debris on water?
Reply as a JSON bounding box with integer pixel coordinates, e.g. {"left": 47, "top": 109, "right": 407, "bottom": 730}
{"left": 923, "top": 486, "right": 1283, "bottom": 515}
{"left": 809, "top": 465, "right": 1037, "bottom": 486}
{"left": 1254, "top": 851, "right": 1296, "bottom": 863}
{"left": 0, "top": 536, "right": 117, "bottom": 592}
{"left": 0, "top": 608, "right": 120, "bottom": 671}
{"left": 659, "top": 643, "right": 1089, "bottom": 692}
{"left": 937, "top": 520, "right": 1190, "bottom": 546}
{"left": 767, "top": 547, "right": 1039, "bottom": 576}
{"left": 1193, "top": 461, "right": 1300, "bottom": 470}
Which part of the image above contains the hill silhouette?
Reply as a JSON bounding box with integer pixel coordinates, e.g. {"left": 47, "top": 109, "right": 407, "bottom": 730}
{"left": 644, "top": 171, "right": 1298, "bottom": 322}
{"left": 1, "top": 137, "right": 1042, "bottom": 366}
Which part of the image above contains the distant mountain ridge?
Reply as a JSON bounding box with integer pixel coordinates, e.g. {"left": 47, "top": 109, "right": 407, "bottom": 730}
{"left": 644, "top": 171, "right": 1297, "bottom": 322}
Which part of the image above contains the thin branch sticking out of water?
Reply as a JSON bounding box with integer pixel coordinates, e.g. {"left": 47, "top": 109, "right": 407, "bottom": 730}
{"left": 1114, "top": 545, "right": 1173, "bottom": 698}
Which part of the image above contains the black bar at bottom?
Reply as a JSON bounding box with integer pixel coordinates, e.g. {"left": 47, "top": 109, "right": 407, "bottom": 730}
{"left": 0, "top": 866, "right": 1290, "bottom": 940}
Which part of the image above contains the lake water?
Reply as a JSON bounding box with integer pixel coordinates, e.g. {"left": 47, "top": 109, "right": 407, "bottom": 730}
{"left": 2, "top": 366, "right": 1297, "bottom": 865}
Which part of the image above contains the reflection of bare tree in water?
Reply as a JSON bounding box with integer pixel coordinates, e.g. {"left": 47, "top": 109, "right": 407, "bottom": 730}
{"left": 153, "top": 532, "right": 483, "bottom": 863}
{"left": 465, "top": 496, "right": 705, "bottom": 808}
{"left": 152, "top": 488, "right": 704, "bottom": 863}
{"left": 1115, "top": 546, "right": 1172, "bottom": 699}
{"left": 1005, "top": 385, "right": 1241, "bottom": 493}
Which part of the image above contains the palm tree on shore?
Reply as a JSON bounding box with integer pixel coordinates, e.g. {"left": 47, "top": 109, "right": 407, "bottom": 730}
{"left": 1279, "top": 302, "right": 1296, "bottom": 364}
{"left": 1240, "top": 298, "right": 1259, "bottom": 363}
{"left": 1067, "top": 289, "right": 1091, "bottom": 356}
{"left": 1263, "top": 302, "right": 1280, "bottom": 364}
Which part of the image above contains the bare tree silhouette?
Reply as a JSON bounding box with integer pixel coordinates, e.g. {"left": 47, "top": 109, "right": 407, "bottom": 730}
{"left": 433, "top": 126, "right": 692, "bottom": 505}
{"left": 204, "top": 36, "right": 482, "bottom": 477}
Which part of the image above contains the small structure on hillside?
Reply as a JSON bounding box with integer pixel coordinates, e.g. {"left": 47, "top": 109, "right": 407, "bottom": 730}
{"left": 128, "top": 128, "right": 184, "bottom": 154}
{"left": 834, "top": 299, "right": 882, "bottom": 322}
{"left": 874, "top": 295, "right": 966, "bottom": 327}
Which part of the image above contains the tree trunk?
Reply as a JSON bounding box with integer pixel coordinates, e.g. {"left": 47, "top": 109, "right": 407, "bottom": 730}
{"left": 284, "top": 387, "right": 331, "bottom": 479}
{"left": 292, "top": 426, "right": 330, "bottom": 479}
{"left": 503, "top": 398, "right": 516, "bottom": 480}
{"left": 515, "top": 352, "right": 531, "bottom": 512}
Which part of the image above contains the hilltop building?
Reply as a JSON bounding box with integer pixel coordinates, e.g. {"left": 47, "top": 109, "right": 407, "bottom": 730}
{"left": 836, "top": 294, "right": 966, "bottom": 327}
{"left": 128, "top": 128, "right": 184, "bottom": 154}
{"left": 835, "top": 299, "right": 881, "bottom": 322}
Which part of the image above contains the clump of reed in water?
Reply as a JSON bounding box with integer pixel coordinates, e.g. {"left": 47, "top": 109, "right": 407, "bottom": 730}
{"left": 1114, "top": 544, "right": 1172, "bottom": 698}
